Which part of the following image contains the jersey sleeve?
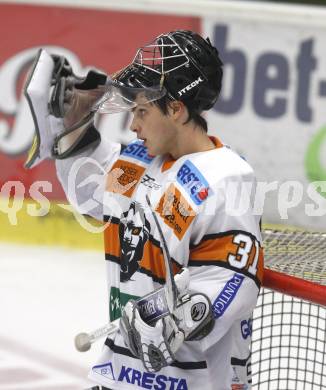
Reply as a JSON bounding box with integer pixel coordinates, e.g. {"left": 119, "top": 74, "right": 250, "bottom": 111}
{"left": 187, "top": 166, "right": 263, "bottom": 351}
{"left": 55, "top": 134, "right": 121, "bottom": 221}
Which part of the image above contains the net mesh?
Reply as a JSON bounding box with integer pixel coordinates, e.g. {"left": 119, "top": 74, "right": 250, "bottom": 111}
{"left": 262, "top": 229, "right": 326, "bottom": 285}
{"left": 252, "top": 289, "right": 326, "bottom": 390}
{"left": 251, "top": 227, "right": 326, "bottom": 389}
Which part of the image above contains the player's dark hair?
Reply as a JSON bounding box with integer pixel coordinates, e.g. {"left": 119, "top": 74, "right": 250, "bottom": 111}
{"left": 153, "top": 95, "right": 208, "bottom": 132}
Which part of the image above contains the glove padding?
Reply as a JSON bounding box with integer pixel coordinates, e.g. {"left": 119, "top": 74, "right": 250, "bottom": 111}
{"left": 120, "top": 300, "right": 184, "bottom": 372}
{"left": 119, "top": 269, "right": 214, "bottom": 372}
{"left": 24, "top": 49, "right": 107, "bottom": 168}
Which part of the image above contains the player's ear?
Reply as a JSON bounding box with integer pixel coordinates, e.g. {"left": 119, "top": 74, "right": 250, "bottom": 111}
{"left": 167, "top": 101, "right": 185, "bottom": 120}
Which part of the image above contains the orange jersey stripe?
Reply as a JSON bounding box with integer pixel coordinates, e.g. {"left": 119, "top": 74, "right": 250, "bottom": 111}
{"left": 139, "top": 241, "right": 182, "bottom": 281}
{"left": 104, "top": 220, "right": 120, "bottom": 256}
{"left": 190, "top": 232, "right": 264, "bottom": 285}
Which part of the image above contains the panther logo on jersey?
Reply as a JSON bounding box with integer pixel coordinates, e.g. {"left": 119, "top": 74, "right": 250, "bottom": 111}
{"left": 119, "top": 201, "right": 151, "bottom": 282}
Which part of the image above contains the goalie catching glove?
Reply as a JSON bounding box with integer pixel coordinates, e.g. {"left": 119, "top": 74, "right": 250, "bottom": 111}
{"left": 24, "top": 49, "right": 167, "bottom": 169}
{"left": 24, "top": 49, "right": 107, "bottom": 168}
{"left": 119, "top": 268, "right": 214, "bottom": 372}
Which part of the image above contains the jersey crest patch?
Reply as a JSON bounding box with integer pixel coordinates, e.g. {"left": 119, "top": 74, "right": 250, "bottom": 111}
{"left": 121, "top": 140, "right": 154, "bottom": 164}
{"left": 156, "top": 184, "right": 196, "bottom": 240}
{"left": 177, "top": 160, "right": 211, "bottom": 205}
{"left": 92, "top": 362, "right": 116, "bottom": 381}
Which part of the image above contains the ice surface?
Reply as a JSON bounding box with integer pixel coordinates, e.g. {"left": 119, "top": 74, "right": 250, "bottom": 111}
{"left": 0, "top": 243, "right": 108, "bottom": 389}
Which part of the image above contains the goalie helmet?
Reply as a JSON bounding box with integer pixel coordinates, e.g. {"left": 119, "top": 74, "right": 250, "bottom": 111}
{"left": 115, "top": 30, "right": 223, "bottom": 112}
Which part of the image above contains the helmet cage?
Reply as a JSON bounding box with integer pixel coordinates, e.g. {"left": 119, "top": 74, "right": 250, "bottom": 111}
{"left": 132, "top": 33, "right": 192, "bottom": 78}
{"left": 131, "top": 31, "right": 221, "bottom": 111}
{"left": 98, "top": 30, "right": 223, "bottom": 114}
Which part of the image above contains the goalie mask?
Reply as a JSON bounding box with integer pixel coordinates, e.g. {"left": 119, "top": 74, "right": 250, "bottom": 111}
{"left": 92, "top": 77, "right": 166, "bottom": 114}
{"left": 96, "top": 30, "right": 223, "bottom": 114}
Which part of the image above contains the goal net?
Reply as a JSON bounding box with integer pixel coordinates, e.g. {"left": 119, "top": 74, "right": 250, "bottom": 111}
{"left": 251, "top": 228, "right": 326, "bottom": 390}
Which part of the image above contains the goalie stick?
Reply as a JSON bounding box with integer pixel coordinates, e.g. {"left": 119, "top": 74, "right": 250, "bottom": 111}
{"left": 75, "top": 195, "right": 181, "bottom": 352}
{"left": 75, "top": 320, "right": 120, "bottom": 352}
{"left": 145, "top": 194, "right": 178, "bottom": 312}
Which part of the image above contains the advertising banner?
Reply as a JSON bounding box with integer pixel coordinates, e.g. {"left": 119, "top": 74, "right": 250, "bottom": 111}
{"left": 0, "top": 1, "right": 325, "bottom": 242}
{"left": 0, "top": 3, "right": 198, "bottom": 244}
{"left": 0, "top": 3, "right": 198, "bottom": 197}
{"left": 204, "top": 16, "right": 326, "bottom": 230}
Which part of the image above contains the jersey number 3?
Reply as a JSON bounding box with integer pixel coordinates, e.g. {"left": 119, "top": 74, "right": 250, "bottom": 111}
{"left": 227, "top": 233, "right": 260, "bottom": 277}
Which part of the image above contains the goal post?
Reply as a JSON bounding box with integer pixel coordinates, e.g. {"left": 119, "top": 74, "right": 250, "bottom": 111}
{"left": 263, "top": 269, "right": 326, "bottom": 307}
{"left": 251, "top": 228, "right": 326, "bottom": 390}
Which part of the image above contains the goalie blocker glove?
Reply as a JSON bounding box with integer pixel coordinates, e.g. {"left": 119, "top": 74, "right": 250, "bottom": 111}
{"left": 119, "top": 268, "right": 214, "bottom": 372}
{"left": 24, "top": 49, "right": 107, "bottom": 168}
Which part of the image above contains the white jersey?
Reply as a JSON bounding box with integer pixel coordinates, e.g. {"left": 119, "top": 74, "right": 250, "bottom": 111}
{"left": 56, "top": 136, "right": 264, "bottom": 390}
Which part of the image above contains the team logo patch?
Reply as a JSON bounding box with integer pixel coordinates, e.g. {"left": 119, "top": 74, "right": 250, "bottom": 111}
{"left": 92, "top": 362, "right": 115, "bottom": 380}
{"left": 121, "top": 140, "right": 154, "bottom": 164}
{"left": 156, "top": 184, "right": 196, "bottom": 240}
{"left": 177, "top": 160, "right": 211, "bottom": 205}
{"left": 106, "top": 159, "right": 145, "bottom": 198}
{"left": 191, "top": 302, "right": 206, "bottom": 322}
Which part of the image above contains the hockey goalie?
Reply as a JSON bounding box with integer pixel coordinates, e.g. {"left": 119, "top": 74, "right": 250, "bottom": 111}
{"left": 24, "top": 30, "right": 264, "bottom": 390}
